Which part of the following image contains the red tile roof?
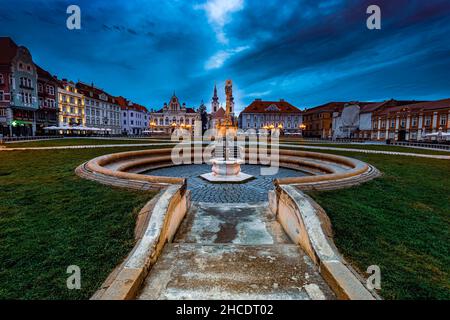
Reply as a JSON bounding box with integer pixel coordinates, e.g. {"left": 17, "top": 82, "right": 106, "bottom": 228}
{"left": 0, "top": 37, "right": 18, "bottom": 65}
{"left": 132, "top": 103, "right": 148, "bottom": 113}
{"left": 213, "top": 107, "right": 226, "bottom": 118}
{"left": 76, "top": 82, "right": 118, "bottom": 104}
{"left": 375, "top": 98, "right": 450, "bottom": 115}
{"left": 36, "top": 65, "right": 56, "bottom": 82}
{"left": 303, "top": 102, "right": 347, "bottom": 115}
{"left": 242, "top": 100, "right": 301, "bottom": 114}
{"left": 360, "top": 99, "right": 423, "bottom": 113}
{"left": 116, "top": 96, "right": 148, "bottom": 112}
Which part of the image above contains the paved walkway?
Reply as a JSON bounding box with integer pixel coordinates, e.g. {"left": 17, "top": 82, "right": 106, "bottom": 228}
{"left": 137, "top": 202, "right": 335, "bottom": 300}
{"left": 2, "top": 141, "right": 449, "bottom": 159}
{"left": 276, "top": 143, "right": 450, "bottom": 160}
{"left": 0, "top": 142, "right": 176, "bottom": 151}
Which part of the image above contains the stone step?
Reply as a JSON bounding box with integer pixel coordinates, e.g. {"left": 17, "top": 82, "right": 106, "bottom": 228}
{"left": 137, "top": 243, "right": 335, "bottom": 300}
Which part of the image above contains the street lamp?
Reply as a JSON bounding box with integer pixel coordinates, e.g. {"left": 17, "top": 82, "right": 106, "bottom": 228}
{"left": 149, "top": 121, "right": 156, "bottom": 133}
{"left": 299, "top": 123, "right": 306, "bottom": 137}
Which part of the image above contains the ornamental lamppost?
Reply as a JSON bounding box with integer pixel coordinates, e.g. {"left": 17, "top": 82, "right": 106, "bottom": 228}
{"left": 299, "top": 123, "right": 306, "bottom": 136}
{"left": 149, "top": 120, "right": 156, "bottom": 133}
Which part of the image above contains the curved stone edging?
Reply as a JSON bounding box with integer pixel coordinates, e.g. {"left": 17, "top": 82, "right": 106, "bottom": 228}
{"left": 76, "top": 147, "right": 379, "bottom": 191}
{"left": 269, "top": 185, "right": 378, "bottom": 300}
{"left": 76, "top": 147, "right": 383, "bottom": 300}
{"left": 92, "top": 184, "right": 190, "bottom": 300}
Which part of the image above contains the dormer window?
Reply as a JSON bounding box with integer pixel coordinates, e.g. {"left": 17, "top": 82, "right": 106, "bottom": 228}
{"left": 265, "top": 104, "right": 280, "bottom": 112}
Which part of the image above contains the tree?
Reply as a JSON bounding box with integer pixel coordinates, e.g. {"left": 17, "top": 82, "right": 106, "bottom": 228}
{"left": 198, "top": 100, "right": 208, "bottom": 134}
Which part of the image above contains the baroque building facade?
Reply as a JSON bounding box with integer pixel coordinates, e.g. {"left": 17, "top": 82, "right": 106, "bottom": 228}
{"left": 371, "top": 99, "right": 450, "bottom": 141}
{"left": 239, "top": 99, "right": 302, "bottom": 133}
{"left": 36, "top": 65, "right": 58, "bottom": 135}
{"left": 57, "top": 79, "right": 85, "bottom": 127}
{"left": 149, "top": 93, "right": 199, "bottom": 134}
{"left": 0, "top": 37, "right": 39, "bottom": 136}
{"left": 76, "top": 82, "right": 121, "bottom": 134}
{"left": 117, "top": 96, "right": 150, "bottom": 135}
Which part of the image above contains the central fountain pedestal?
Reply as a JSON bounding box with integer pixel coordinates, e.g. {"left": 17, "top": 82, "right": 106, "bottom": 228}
{"left": 200, "top": 158, "right": 254, "bottom": 183}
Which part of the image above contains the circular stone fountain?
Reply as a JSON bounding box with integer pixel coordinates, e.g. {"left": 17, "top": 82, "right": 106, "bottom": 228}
{"left": 200, "top": 157, "right": 254, "bottom": 183}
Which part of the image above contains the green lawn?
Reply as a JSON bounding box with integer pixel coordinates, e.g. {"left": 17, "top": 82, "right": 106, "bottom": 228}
{"left": 304, "top": 149, "right": 450, "bottom": 299}
{"left": 3, "top": 137, "right": 172, "bottom": 148}
{"left": 0, "top": 147, "right": 158, "bottom": 299}
{"left": 279, "top": 140, "right": 450, "bottom": 156}
{"left": 1, "top": 143, "right": 448, "bottom": 300}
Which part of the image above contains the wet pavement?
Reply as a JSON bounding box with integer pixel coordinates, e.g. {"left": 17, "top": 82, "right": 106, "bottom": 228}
{"left": 137, "top": 202, "right": 335, "bottom": 300}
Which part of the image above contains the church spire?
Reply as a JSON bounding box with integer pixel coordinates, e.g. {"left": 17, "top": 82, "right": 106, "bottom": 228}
{"left": 211, "top": 83, "right": 219, "bottom": 113}
{"left": 213, "top": 83, "right": 218, "bottom": 101}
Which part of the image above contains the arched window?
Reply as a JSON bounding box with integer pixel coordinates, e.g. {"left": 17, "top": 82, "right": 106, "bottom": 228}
{"left": 0, "top": 74, "right": 3, "bottom": 84}
{"left": 165, "top": 117, "right": 169, "bottom": 125}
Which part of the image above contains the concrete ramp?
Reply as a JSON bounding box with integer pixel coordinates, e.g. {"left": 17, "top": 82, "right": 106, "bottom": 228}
{"left": 137, "top": 203, "right": 335, "bottom": 300}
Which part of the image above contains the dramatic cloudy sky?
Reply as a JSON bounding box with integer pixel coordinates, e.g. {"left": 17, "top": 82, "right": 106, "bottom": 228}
{"left": 1, "top": 0, "right": 450, "bottom": 112}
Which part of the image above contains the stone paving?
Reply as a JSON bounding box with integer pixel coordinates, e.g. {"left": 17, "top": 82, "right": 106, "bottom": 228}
{"left": 145, "top": 164, "right": 306, "bottom": 203}
{"left": 137, "top": 203, "right": 335, "bottom": 300}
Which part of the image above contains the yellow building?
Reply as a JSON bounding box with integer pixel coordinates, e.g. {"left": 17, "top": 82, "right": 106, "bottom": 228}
{"left": 57, "top": 79, "right": 85, "bottom": 126}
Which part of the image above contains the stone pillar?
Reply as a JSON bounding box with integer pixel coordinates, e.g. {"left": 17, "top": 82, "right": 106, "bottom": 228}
{"left": 447, "top": 111, "right": 450, "bottom": 133}
{"left": 432, "top": 112, "right": 438, "bottom": 133}
{"left": 395, "top": 116, "right": 400, "bottom": 141}
{"left": 377, "top": 118, "right": 381, "bottom": 140}
{"left": 418, "top": 114, "right": 423, "bottom": 141}
{"left": 385, "top": 118, "right": 389, "bottom": 141}
{"left": 406, "top": 115, "right": 411, "bottom": 141}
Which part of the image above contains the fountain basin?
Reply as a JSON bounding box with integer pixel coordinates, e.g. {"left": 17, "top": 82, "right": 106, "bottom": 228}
{"left": 200, "top": 158, "right": 254, "bottom": 183}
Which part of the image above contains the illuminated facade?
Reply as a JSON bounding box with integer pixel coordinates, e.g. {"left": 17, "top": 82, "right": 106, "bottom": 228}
{"left": 76, "top": 82, "right": 121, "bottom": 134}
{"left": 57, "top": 79, "right": 85, "bottom": 127}
{"left": 150, "top": 93, "right": 199, "bottom": 134}
{"left": 239, "top": 99, "right": 302, "bottom": 133}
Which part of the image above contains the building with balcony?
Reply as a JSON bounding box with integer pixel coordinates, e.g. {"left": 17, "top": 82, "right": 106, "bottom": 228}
{"left": 239, "top": 99, "right": 302, "bottom": 133}
{"left": 0, "top": 37, "right": 39, "bottom": 136}
{"left": 36, "top": 65, "right": 58, "bottom": 135}
{"left": 57, "top": 79, "right": 85, "bottom": 127}
{"left": 76, "top": 82, "right": 121, "bottom": 134}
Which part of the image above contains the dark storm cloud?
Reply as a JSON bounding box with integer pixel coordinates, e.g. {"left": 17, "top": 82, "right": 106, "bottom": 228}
{"left": 0, "top": 0, "right": 449, "bottom": 111}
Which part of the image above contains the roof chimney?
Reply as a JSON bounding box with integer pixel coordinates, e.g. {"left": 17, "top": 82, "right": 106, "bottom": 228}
{"left": 279, "top": 99, "right": 284, "bottom": 102}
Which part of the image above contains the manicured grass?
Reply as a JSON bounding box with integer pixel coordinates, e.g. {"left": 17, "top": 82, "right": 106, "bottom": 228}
{"left": 4, "top": 137, "right": 171, "bottom": 148}
{"left": 279, "top": 139, "right": 450, "bottom": 156}
{"left": 0, "top": 147, "right": 159, "bottom": 299}
{"left": 304, "top": 149, "right": 450, "bottom": 299}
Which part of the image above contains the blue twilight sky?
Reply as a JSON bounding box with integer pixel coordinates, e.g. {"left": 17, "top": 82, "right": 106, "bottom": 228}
{"left": 1, "top": 0, "right": 450, "bottom": 113}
